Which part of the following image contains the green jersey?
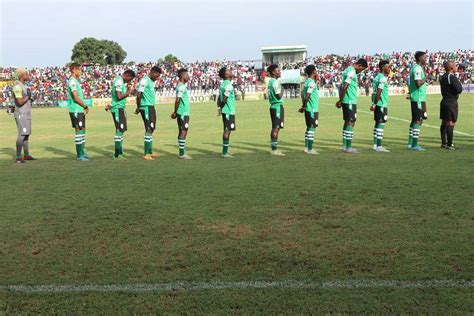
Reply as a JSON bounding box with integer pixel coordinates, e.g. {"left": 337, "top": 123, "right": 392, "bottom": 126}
{"left": 67, "top": 77, "right": 85, "bottom": 113}
{"left": 409, "top": 64, "right": 426, "bottom": 102}
{"left": 137, "top": 75, "right": 155, "bottom": 107}
{"left": 341, "top": 66, "right": 358, "bottom": 105}
{"left": 219, "top": 80, "right": 236, "bottom": 115}
{"left": 111, "top": 76, "right": 127, "bottom": 109}
{"left": 176, "top": 82, "right": 190, "bottom": 116}
{"left": 302, "top": 78, "right": 319, "bottom": 113}
{"left": 268, "top": 78, "right": 284, "bottom": 108}
{"left": 371, "top": 73, "right": 389, "bottom": 107}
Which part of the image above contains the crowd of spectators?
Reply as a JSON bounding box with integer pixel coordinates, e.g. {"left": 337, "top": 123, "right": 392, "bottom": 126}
{"left": 280, "top": 49, "right": 472, "bottom": 90}
{"left": 1, "top": 50, "right": 471, "bottom": 105}
{"left": 0, "top": 61, "right": 258, "bottom": 105}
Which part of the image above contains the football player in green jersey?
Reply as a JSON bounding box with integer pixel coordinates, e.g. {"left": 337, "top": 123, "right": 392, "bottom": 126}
{"left": 135, "top": 66, "right": 162, "bottom": 160}
{"left": 335, "top": 58, "right": 368, "bottom": 154}
{"left": 105, "top": 69, "right": 136, "bottom": 159}
{"left": 407, "top": 51, "right": 429, "bottom": 151}
{"left": 67, "top": 63, "right": 90, "bottom": 161}
{"left": 370, "top": 60, "right": 391, "bottom": 152}
{"left": 217, "top": 67, "right": 236, "bottom": 158}
{"left": 299, "top": 64, "right": 320, "bottom": 155}
{"left": 267, "top": 64, "right": 285, "bottom": 156}
{"left": 171, "top": 68, "right": 192, "bottom": 160}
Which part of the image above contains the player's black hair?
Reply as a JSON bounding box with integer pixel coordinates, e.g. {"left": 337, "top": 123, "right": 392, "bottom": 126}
{"left": 415, "top": 51, "right": 426, "bottom": 62}
{"left": 151, "top": 66, "right": 162, "bottom": 74}
{"left": 69, "top": 62, "right": 80, "bottom": 71}
{"left": 123, "top": 69, "right": 136, "bottom": 78}
{"left": 266, "top": 64, "right": 279, "bottom": 75}
{"left": 356, "top": 58, "right": 368, "bottom": 68}
{"left": 218, "top": 67, "right": 227, "bottom": 79}
{"left": 378, "top": 60, "right": 389, "bottom": 71}
{"left": 305, "top": 64, "right": 316, "bottom": 76}
{"left": 178, "top": 68, "right": 188, "bottom": 78}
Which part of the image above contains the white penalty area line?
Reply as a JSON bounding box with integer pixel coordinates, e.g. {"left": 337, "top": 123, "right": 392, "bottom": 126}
{"left": 1, "top": 279, "right": 473, "bottom": 294}
{"left": 319, "top": 102, "right": 473, "bottom": 137}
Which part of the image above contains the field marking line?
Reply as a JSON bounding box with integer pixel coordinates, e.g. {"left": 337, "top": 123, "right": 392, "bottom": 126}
{"left": 1, "top": 279, "right": 473, "bottom": 293}
{"left": 319, "top": 102, "right": 473, "bottom": 137}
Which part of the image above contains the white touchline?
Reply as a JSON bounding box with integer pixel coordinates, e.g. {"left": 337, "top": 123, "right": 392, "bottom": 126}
{"left": 1, "top": 279, "right": 473, "bottom": 293}
{"left": 320, "top": 102, "right": 473, "bottom": 137}
{"left": 358, "top": 110, "right": 473, "bottom": 137}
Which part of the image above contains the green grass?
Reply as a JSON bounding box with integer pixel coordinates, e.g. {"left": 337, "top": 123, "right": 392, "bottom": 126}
{"left": 0, "top": 94, "right": 473, "bottom": 313}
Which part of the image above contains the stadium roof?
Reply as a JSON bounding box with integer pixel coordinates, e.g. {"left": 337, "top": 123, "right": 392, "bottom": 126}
{"left": 261, "top": 45, "right": 307, "bottom": 53}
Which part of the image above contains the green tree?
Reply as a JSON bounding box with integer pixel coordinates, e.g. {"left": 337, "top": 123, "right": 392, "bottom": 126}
{"left": 158, "top": 54, "right": 180, "bottom": 64}
{"left": 71, "top": 37, "right": 127, "bottom": 65}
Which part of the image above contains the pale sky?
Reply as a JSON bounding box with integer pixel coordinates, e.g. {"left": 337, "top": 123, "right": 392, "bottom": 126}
{"left": 0, "top": 0, "right": 472, "bottom": 67}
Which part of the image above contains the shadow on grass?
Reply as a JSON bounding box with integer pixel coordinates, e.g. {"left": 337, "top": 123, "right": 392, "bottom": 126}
{"left": 218, "top": 142, "right": 269, "bottom": 154}
{"left": 0, "top": 147, "right": 16, "bottom": 159}
{"left": 87, "top": 146, "right": 113, "bottom": 158}
{"left": 44, "top": 146, "right": 74, "bottom": 158}
{"left": 107, "top": 146, "right": 144, "bottom": 158}
{"left": 1, "top": 134, "right": 472, "bottom": 165}
{"left": 181, "top": 146, "right": 217, "bottom": 156}
{"left": 277, "top": 140, "right": 342, "bottom": 152}
{"left": 236, "top": 141, "right": 343, "bottom": 153}
{"left": 132, "top": 145, "right": 175, "bottom": 156}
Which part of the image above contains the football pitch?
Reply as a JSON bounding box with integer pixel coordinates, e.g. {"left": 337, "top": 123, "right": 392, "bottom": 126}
{"left": 0, "top": 94, "right": 473, "bottom": 313}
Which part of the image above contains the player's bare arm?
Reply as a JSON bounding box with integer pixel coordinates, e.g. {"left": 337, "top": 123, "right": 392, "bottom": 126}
{"left": 275, "top": 88, "right": 283, "bottom": 100}
{"left": 72, "top": 90, "right": 88, "bottom": 113}
{"left": 172, "top": 96, "right": 180, "bottom": 119}
{"left": 372, "top": 88, "right": 383, "bottom": 109}
{"left": 299, "top": 93, "right": 311, "bottom": 113}
{"left": 218, "top": 95, "right": 227, "bottom": 116}
{"left": 135, "top": 92, "right": 142, "bottom": 114}
{"left": 115, "top": 89, "right": 129, "bottom": 101}
{"left": 14, "top": 95, "right": 30, "bottom": 107}
{"left": 336, "top": 83, "right": 349, "bottom": 107}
